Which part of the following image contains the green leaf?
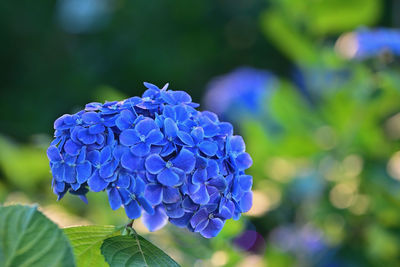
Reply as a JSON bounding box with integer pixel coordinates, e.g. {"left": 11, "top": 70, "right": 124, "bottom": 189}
{"left": 260, "top": 10, "right": 317, "bottom": 64}
{"left": 101, "top": 234, "right": 180, "bottom": 267}
{"left": 64, "top": 225, "right": 120, "bottom": 267}
{"left": 307, "top": 0, "right": 381, "bottom": 35}
{"left": 0, "top": 205, "right": 75, "bottom": 267}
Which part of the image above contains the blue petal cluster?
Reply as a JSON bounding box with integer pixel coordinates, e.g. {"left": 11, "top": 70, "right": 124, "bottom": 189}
{"left": 337, "top": 28, "right": 400, "bottom": 59}
{"left": 204, "top": 67, "right": 277, "bottom": 122}
{"left": 47, "top": 82, "right": 253, "bottom": 238}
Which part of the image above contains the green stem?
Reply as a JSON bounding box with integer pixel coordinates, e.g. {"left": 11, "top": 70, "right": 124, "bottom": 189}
{"left": 119, "top": 219, "right": 135, "bottom": 235}
{"left": 126, "top": 219, "right": 134, "bottom": 229}
{"left": 126, "top": 219, "right": 137, "bottom": 236}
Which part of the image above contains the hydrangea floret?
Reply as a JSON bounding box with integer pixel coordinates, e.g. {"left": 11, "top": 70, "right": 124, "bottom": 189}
{"left": 47, "top": 82, "right": 253, "bottom": 238}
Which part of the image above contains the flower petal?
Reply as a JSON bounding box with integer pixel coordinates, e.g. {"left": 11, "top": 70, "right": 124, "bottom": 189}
{"left": 200, "top": 218, "right": 224, "bottom": 238}
{"left": 87, "top": 150, "right": 100, "bottom": 164}
{"left": 142, "top": 206, "right": 168, "bottom": 232}
{"left": 146, "top": 172, "right": 157, "bottom": 183}
{"left": 171, "top": 149, "right": 195, "bottom": 173}
{"left": 104, "top": 173, "right": 117, "bottom": 183}
{"left": 118, "top": 188, "right": 131, "bottom": 205}
{"left": 146, "top": 129, "right": 164, "bottom": 144}
{"left": 162, "top": 186, "right": 181, "bottom": 204}
{"left": 208, "top": 176, "right": 227, "bottom": 191}
{"left": 132, "top": 178, "right": 144, "bottom": 195}
{"left": 238, "top": 175, "right": 253, "bottom": 191}
{"left": 202, "top": 111, "right": 218, "bottom": 122}
{"left": 169, "top": 212, "right": 193, "bottom": 228}
{"left": 124, "top": 200, "right": 141, "bottom": 219}
{"left": 191, "top": 127, "right": 204, "bottom": 144}
{"left": 53, "top": 180, "right": 65, "bottom": 192}
{"left": 51, "top": 164, "right": 64, "bottom": 182}
{"left": 219, "top": 200, "right": 234, "bottom": 220}
{"left": 202, "top": 122, "right": 219, "bottom": 138}
{"left": 230, "top": 135, "right": 245, "bottom": 153}
{"left": 190, "top": 184, "right": 210, "bottom": 205}
{"left": 182, "top": 197, "right": 198, "bottom": 212}
{"left": 64, "top": 140, "right": 81, "bottom": 156}
{"left": 78, "top": 129, "right": 97, "bottom": 144}
{"left": 121, "top": 151, "right": 143, "bottom": 172}
{"left": 174, "top": 105, "right": 189, "bottom": 122}
{"left": 82, "top": 112, "right": 101, "bottom": 124}
{"left": 206, "top": 159, "right": 219, "bottom": 178}
{"left": 63, "top": 164, "right": 76, "bottom": 183}
{"left": 194, "top": 219, "right": 209, "bottom": 233}
{"left": 157, "top": 168, "right": 180, "bottom": 187}
{"left": 100, "top": 146, "right": 112, "bottom": 163}
{"left": 100, "top": 160, "right": 118, "bottom": 178}
{"left": 190, "top": 208, "right": 208, "bottom": 229}
{"left": 107, "top": 187, "right": 122, "bottom": 210}
{"left": 164, "top": 118, "right": 178, "bottom": 138}
{"left": 115, "top": 117, "right": 130, "bottom": 131}
{"left": 70, "top": 182, "right": 81, "bottom": 191}
{"left": 163, "top": 105, "right": 176, "bottom": 119}
{"left": 47, "top": 146, "right": 62, "bottom": 163}
{"left": 160, "top": 91, "right": 176, "bottom": 105}
{"left": 77, "top": 146, "right": 87, "bottom": 163}
{"left": 131, "top": 142, "right": 151, "bottom": 157}
{"left": 136, "top": 118, "right": 157, "bottom": 136}
{"left": 144, "top": 184, "right": 163, "bottom": 205}
{"left": 198, "top": 141, "right": 218, "bottom": 157}
{"left": 113, "top": 145, "right": 128, "bottom": 161}
{"left": 164, "top": 202, "right": 185, "bottom": 218}
{"left": 116, "top": 109, "right": 136, "bottom": 130}
{"left": 239, "top": 191, "right": 253, "bottom": 213}
{"left": 76, "top": 161, "right": 92, "bottom": 184}
{"left": 88, "top": 171, "right": 108, "bottom": 192}
{"left": 192, "top": 169, "right": 207, "bottom": 184}
{"left": 143, "top": 82, "right": 160, "bottom": 91}
{"left": 160, "top": 143, "right": 176, "bottom": 157}
{"left": 172, "top": 91, "right": 191, "bottom": 104}
{"left": 188, "top": 182, "right": 200, "bottom": 194}
{"left": 177, "top": 131, "right": 194, "bottom": 146}
{"left": 96, "top": 136, "right": 105, "bottom": 147}
{"left": 145, "top": 154, "right": 165, "bottom": 174}
{"left": 236, "top": 152, "right": 253, "bottom": 170}
{"left": 88, "top": 124, "right": 105, "bottom": 134}
{"left": 138, "top": 196, "right": 154, "bottom": 215}
{"left": 119, "top": 129, "right": 140, "bottom": 146}
{"left": 219, "top": 122, "right": 233, "bottom": 136}
{"left": 116, "top": 172, "right": 132, "bottom": 188}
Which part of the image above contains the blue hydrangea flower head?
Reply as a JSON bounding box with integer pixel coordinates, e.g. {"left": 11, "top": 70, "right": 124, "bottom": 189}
{"left": 204, "top": 67, "right": 277, "bottom": 122}
{"left": 336, "top": 28, "right": 400, "bottom": 59}
{"left": 47, "top": 82, "right": 253, "bottom": 238}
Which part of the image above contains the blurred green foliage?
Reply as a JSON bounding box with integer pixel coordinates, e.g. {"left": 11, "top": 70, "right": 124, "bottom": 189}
{"left": 0, "top": 0, "right": 286, "bottom": 141}
{"left": 1, "top": 0, "right": 400, "bottom": 266}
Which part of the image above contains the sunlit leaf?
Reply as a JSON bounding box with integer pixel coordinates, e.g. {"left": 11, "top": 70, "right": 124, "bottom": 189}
{"left": 0, "top": 205, "right": 75, "bottom": 267}
{"left": 308, "top": 0, "right": 381, "bottom": 34}
{"left": 64, "top": 225, "right": 120, "bottom": 267}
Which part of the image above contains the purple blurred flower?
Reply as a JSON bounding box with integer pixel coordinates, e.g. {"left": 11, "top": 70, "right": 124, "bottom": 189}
{"left": 270, "top": 224, "right": 326, "bottom": 258}
{"left": 204, "top": 67, "right": 277, "bottom": 122}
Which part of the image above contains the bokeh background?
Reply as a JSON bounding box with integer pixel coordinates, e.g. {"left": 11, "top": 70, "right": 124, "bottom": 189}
{"left": 1, "top": 0, "right": 400, "bottom": 266}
